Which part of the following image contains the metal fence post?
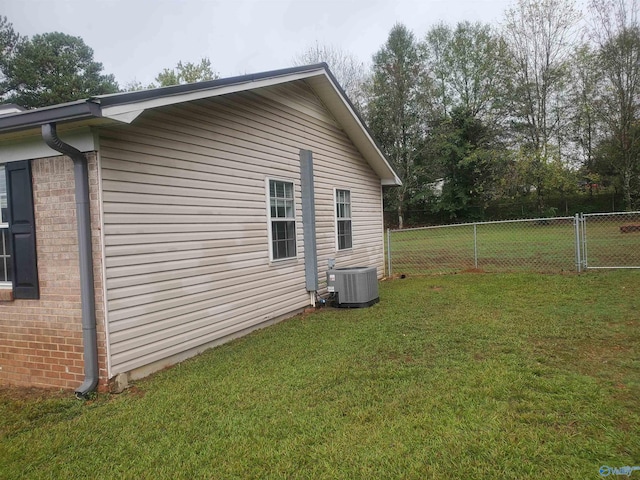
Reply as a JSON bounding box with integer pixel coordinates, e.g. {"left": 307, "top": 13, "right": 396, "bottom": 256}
{"left": 574, "top": 214, "right": 581, "bottom": 273}
{"left": 473, "top": 223, "right": 478, "bottom": 269}
{"left": 387, "top": 228, "right": 392, "bottom": 277}
{"left": 581, "top": 214, "right": 588, "bottom": 270}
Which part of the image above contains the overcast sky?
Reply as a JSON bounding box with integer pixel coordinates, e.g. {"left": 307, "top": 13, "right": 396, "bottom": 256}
{"left": 1, "top": 0, "right": 514, "bottom": 87}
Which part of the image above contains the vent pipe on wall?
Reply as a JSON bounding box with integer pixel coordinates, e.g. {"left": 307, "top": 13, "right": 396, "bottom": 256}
{"left": 42, "top": 123, "right": 98, "bottom": 398}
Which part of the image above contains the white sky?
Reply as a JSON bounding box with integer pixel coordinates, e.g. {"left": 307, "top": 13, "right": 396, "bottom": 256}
{"left": 1, "top": 0, "right": 514, "bottom": 87}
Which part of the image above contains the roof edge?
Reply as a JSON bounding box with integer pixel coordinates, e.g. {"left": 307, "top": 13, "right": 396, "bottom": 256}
{"left": 0, "top": 102, "right": 101, "bottom": 134}
{"left": 0, "top": 64, "right": 330, "bottom": 135}
{"left": 95, "top": 63, "right": 330, "bottom": 107}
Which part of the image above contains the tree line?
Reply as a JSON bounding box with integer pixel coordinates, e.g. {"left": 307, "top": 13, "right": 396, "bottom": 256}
{"left": 0, "top": 18, "right": 216, "bottom": 108}
{"left": 1, "top": 0, "right": 638, "bottom": 226}
{"left": 296, "top": 0, "right": 640, "bottom": 226}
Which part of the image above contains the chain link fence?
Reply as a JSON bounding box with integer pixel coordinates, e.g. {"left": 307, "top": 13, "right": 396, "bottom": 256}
{"left": 386, "top": 212, "right": 640, "bottom": 275}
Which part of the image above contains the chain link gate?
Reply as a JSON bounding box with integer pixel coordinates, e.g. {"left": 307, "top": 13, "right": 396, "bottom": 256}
{"left": 578, "top": 211, "right": 640, "bottom": 271}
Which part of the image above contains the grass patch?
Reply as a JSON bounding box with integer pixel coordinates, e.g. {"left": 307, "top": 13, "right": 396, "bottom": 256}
{"left": 1, "top": 271, "right": 639, "bottom": 479}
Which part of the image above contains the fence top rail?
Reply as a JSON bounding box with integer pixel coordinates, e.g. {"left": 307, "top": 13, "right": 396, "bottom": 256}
{"left": 390, "top": 216, "right": 575, "bottom": 233}
{"left": 583, "top": 211, "right": 640, "bottom": 218}
{"left": 587, "top": 266, "right": 640, "bottom": 269}
{"left": 390, "top": 223, "right": 472, "bottom": 233}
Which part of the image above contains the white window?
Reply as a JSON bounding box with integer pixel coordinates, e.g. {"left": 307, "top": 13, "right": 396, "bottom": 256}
{"left": 0, "top": 168, "right": 11, "bottom": 285}
{"left": 335, "top": 189, "right": 352, "bottom": 250}
{"left": 267, "top": 179, "right": 296, "bottom": 260}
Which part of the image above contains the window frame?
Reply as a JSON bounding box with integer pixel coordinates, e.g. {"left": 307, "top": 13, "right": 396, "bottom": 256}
{"left": 0, "top": 166, "right": 10, "bottom": 288}
{"left": 334, "top": 188, "right": 353, "bottom": 251}
{"left": 266, "top": 177, "right": 298, "bottom": 262}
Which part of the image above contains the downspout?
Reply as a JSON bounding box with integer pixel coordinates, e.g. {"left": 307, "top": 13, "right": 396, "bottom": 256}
{"left": 42, "top": 123, "right": 98, "bottom": 398}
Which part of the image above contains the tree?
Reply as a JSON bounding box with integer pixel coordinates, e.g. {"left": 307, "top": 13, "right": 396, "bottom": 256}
{"left": 420, "top": 22, "right": 509, "bottom": 220}
{"left": 592, "top": 120, "right": 640, "bottom": 201}
{"left": 502, "top": 0, "right": 579, "bottom": 154}
{"left": 121, "top": 79, "right": 155, "bottom": 92}
{"left": 501, "top": 0, "right": 580, "bottom": 211}
{"left": 423, "top": 23, "right": 452, "bottom": 117}
{"left": 368, "top": 24, "right": 432, "bottom": 228}
{"left": 589, "top": 0, "right": 640, "bottom": 209}
{"left": 569, "top": 45, "right": 602, "bottom": 169}
{"left": 0, "top": 16, "right": 19, "bottom": 53}
{"left": 2, "top": 32, "right": 118, "bottom": 108}
{"left": 293, "top": 43, "right": 367, "bottom": 112}
{"left": 121, "top": 57, "right": 218, "bottom": 92}
{"left": 155, "top": 58, "right": 217, "bottom": 87}
{"left": 423, "top": 22, "right": 506, "bottom": 120}
{"left": 430, "top": 107, "right": 509, "bottom": 219}
{"left": 0, "top": 17, "right": 23, "bottom": 98}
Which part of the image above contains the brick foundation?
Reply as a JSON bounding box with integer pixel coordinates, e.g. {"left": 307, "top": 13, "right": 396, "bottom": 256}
{"left": 0, "top": 154, "right": 107, "bottom": 390}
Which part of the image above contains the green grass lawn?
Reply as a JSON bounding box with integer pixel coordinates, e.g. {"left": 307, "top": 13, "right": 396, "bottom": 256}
{"left": 389, "top": 218, "right": 640, "bottom": 275}
{"left": 2, "top": 272, "right": 640, "bottom": 479}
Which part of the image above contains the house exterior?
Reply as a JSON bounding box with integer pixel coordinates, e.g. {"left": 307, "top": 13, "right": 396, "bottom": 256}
{"left": 0, "top": 64, "right": 400, "bottom": 394}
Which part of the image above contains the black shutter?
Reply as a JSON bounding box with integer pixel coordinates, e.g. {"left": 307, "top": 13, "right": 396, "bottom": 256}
{"left": 6, "top": 160, "right": 39, "bottom": 299}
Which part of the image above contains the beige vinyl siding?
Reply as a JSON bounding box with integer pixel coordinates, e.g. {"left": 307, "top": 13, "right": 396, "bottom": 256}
{"left": 100, "top": 80, "right": 384, "bottom": 376}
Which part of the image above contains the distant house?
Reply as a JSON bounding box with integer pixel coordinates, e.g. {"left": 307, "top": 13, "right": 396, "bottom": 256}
{"left": 427, "top": 178, "right": 445, "bottom": 196}
{"left": 0, "top": 64, "right": 400, "bottom": 394}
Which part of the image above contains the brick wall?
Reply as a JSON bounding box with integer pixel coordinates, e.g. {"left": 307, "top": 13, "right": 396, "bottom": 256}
{"left": 0, "top": 153, "right": 107, "bottom": 390}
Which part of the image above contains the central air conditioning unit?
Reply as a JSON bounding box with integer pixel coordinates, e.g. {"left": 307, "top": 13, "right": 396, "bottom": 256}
{"left": 326, "top": 266, "right": 379, "bottom": 308}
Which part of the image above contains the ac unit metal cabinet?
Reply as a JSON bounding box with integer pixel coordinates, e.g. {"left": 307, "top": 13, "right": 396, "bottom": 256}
{"left": 326, "top": 266, "right": 379, "bottom": 308}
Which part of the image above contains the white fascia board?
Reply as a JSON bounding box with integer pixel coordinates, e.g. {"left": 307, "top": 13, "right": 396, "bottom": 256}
{"left": 382, "top": 178, "right": 402, "bottom": 186}
{"left": 105, "top": 110, "right": 145, "bottom": 124}
{"left": 0, "top": 106, "right": 25, "bottom": 115}
{"left": 100, "top": 70, "right": 327, "bottom": 123}
{"left": 0, "top": 127, "right": 97, "bottom": 164}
